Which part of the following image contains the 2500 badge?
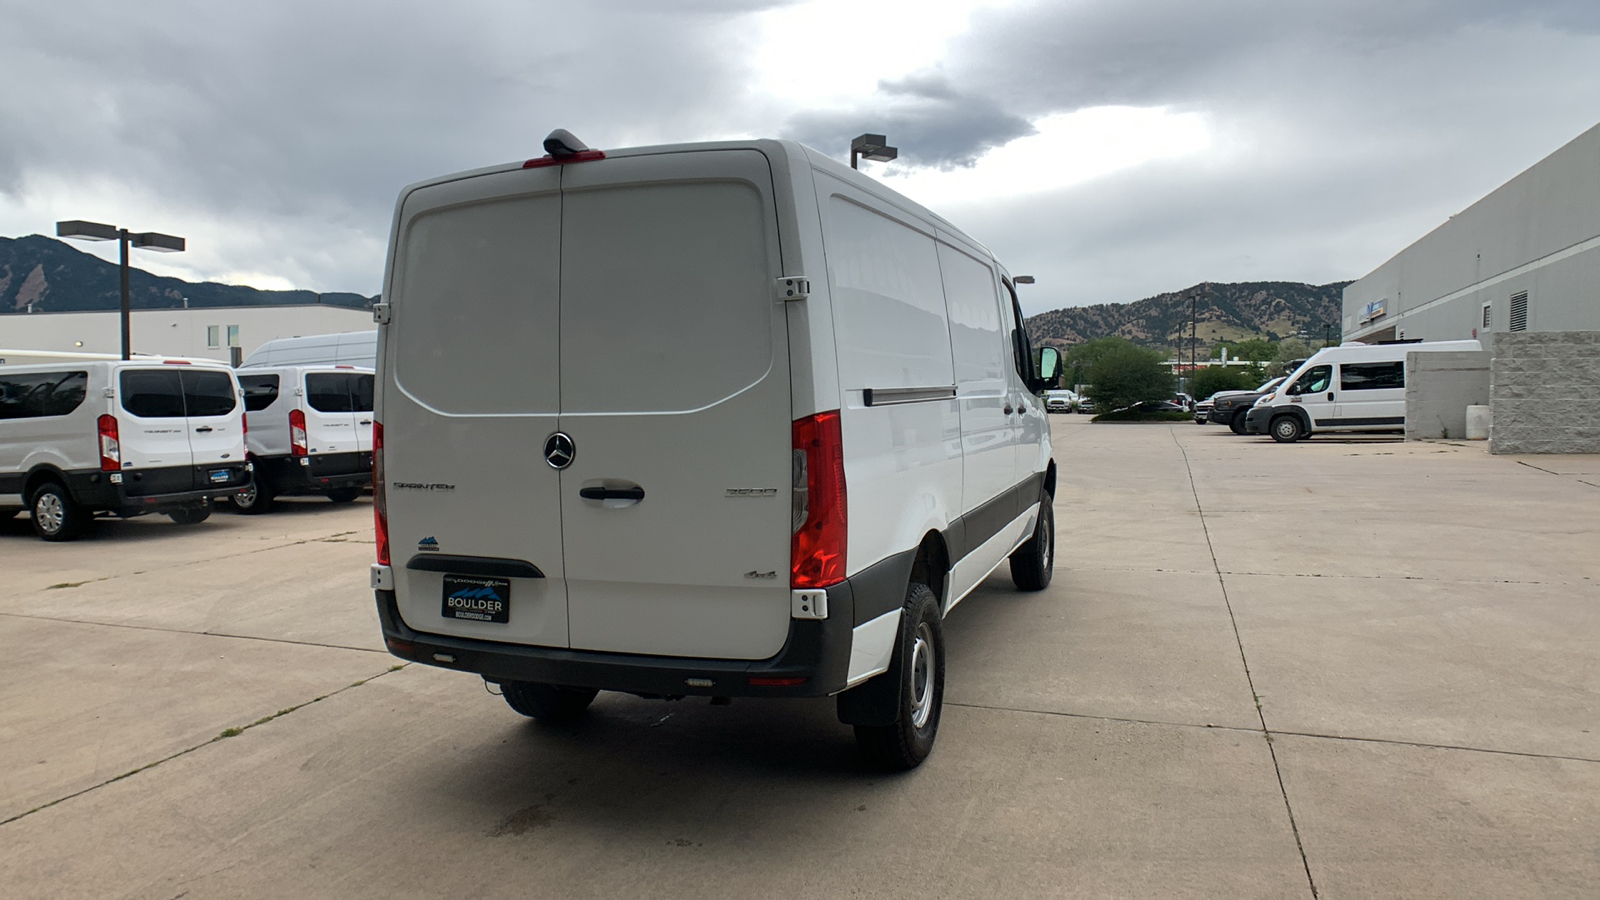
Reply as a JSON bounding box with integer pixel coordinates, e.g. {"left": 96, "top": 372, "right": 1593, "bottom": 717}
{"left": 441, "top": 575, "right": 510, "bottom": 624}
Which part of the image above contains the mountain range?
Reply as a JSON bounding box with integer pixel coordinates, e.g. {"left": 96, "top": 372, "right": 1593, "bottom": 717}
{"left": 1025, "top": 280, "right": 1351, "bottom": 355}
{"left": 0, "top": 234, "right": 372, "bottom": 315}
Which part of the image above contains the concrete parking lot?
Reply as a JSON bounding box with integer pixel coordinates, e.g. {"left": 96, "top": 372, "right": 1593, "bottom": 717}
{"left": 2, "top": 418, "right": 1597, "bottom": 899}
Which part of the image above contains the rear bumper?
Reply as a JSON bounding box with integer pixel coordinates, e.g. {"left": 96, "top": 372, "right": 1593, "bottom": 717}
{"left": 374, "top": 581, "right": 857, "bottom": 699}
{"left": 257, "top": 452, "right": 372, "bottom": 495}
{"left": 64, "top": 464, "right": 250, "bottom": 512}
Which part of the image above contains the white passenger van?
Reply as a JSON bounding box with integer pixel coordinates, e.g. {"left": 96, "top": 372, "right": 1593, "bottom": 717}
{"left": 232, "top": 366, "right": 374, "bottom": 512}
{"left": 1244, "top": 340, "right": 1482, "bottom": 442}
{"left": 0, "top": 359, "right": 251, "bottom": 539}
{"left": 240, "top": 330, "right": 376, "bottom": 369}
{"left": 368, "top": 131, "right": 1061, "bottom": 769}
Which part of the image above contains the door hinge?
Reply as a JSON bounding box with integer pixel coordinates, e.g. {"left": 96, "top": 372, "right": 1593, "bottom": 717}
{"left": 372, "top": 302, "right": 392, "bottom": 324}
{"left": 774, "top": 277, "right": 810, "bottom": 302}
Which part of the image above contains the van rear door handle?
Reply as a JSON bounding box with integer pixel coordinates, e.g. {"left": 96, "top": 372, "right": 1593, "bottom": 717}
{"left": 359, "top": 419, "right": 372, "bottom": 425}
{"left": 194, "top": 426, "right": 214, "bottom": 433}
{"left": 579, "top": 486, "right": 645, "bottom": 502}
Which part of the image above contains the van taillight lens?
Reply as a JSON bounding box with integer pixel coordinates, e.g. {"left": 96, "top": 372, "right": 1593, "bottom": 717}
{"left": 791, "top": 411, "right": 847, "bottom": 589}
{"left": 289, "top": 408, "right": 307, "bottom": 456}
{"left": 373, "top": 421, "right": 389, "bottom": 566}
{"left": 97, "top": 415, "right": 121, "bottom": 472}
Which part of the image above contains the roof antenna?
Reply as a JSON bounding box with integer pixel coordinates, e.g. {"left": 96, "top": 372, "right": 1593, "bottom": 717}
{"left": 543, "top": 129, "right": 589, "bottom": 158}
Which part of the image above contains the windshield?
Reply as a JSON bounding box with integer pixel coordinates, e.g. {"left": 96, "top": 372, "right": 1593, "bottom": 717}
{"left": 1256, "top": 376, "right": 1285, "bottom": 392}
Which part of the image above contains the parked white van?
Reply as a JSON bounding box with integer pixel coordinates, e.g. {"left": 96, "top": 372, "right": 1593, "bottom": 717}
{"left": 0, "top": 359, "right": 251, "bottom": 539}
{"left": 240, "top": 331, "right": 376, "bottom": 369}
{"left": 368, "top": 131, "right": 1062, "bottom": 769}
{"left": 232, "top": 366, "right": 374, "bottom": 512}
{"left": 1244, "top": 340, "right": 1482, "bottom": 442}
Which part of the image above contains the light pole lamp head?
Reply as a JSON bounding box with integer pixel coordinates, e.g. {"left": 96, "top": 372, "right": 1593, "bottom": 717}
{"left": 131, "top": 232, "right": 185, "bottom": 252}
{"left": 850, "top": 133, "right": 898, "bottom": 162}
{"left": 57, "top": 220, "right": 118, "bottom": 241}
{"left": 1013, "top": 275, "right": 1035, "bottom": 285}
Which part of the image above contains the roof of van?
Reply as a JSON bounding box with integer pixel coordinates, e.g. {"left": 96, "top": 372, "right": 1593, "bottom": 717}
{"left": 392, "top": 138, "right": 998, "bottom": 269}
{"left": 1286, "top": 340, "right": 1483, "bottom": 377}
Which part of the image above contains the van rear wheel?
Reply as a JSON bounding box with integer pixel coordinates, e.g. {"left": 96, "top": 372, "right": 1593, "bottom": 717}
{"left": 502, "top": 682, "right": 599, "bottom": 724}
{"left": 230, "top": 473, "right": 274, "bottom": 514}
{"left": 853, "top": 583, "right": 944, "bottom": 771}
{"left": 1270, "top": 415, "right": 1305, "bottom": 443}
{"left": 167, "top": 505, "right": 212, "bottom": 526}
{"left": 1009, "top": 492, "right": 1054, "bottom": 591}
{"left": 326, "top": 488, "right": 363, "bottom": 504}
{"left": 31, "top": 482, "right": 86, "bottom": 541}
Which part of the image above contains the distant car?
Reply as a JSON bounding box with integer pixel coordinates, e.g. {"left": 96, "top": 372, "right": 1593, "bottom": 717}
{"left": 1193, "top": 397, "right": 1213, "bottom": 424}
{"left": 1074, "top": 396, "right": 1096, "bottom": 414}
{"left": 1207, "top": 376, "right": 1287, "bottom": 434}
{"left": 1138, "top": 400, "right": 1186, "bottom": 412}
{"left": 1045, "top": 390, "right": 1076, "bottom": 414}
{"left": 1173, "top": 392, "right": 1194, "bottom": 411}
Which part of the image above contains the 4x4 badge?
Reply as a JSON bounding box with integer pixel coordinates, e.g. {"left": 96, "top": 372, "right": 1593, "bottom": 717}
{"left": 544, "top": 432, "right": 575, "bottom": 469}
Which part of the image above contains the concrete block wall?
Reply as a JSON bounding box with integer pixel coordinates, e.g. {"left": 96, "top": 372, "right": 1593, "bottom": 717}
{"left": 1490, "top": 331, "right": 1600, "bottom": 454}
{"left": 1406, "top": 350, "right": 1490, "bottom": 440}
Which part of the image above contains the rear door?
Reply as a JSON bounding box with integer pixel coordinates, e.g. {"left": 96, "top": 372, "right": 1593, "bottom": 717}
{"left": 180, "top": 369, "right": 246, "bottom": 476}
{"left": 302, "top": 370, "right": 360, "bottom": 455}
{"left": 350, "top": 372, "right": 375, "bottom": 452}
{"left": 557, "top": 150, "right": 792, "bottom": 660}
{"left": 116, "top": 368, "right": 195, "bottom": 494}
{"left": 386, "top": 165, "right": 569, "bottom": 649}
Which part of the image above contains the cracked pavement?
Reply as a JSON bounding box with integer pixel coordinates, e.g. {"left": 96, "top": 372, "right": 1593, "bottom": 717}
{"left": 1, "top": 422, "right": 1597, "bottom": 898}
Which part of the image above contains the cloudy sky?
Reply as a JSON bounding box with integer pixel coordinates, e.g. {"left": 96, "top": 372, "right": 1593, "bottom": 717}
{"left": 3, "top": 0, "right": 1598, "bottom": 315}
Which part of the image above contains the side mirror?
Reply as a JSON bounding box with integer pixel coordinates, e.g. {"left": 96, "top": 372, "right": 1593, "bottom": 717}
{"left": 1031, "top": 347, "right": 1060, "bottom": 393}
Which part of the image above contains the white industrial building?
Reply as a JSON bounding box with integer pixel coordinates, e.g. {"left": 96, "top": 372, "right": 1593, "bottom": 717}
{"left": 0, "top": 304, "right": 374, "bottom": 365}
{"left": 1343, "top": 121, "right": 1600, "bottom": 347}
{"left": 1342, "top": 120, "right": 1600, "bottom": 453}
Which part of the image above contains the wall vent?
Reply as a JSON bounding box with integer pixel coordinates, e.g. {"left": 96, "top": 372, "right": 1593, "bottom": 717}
{"left": 1482, "top": 303, "right": 1491, "bottom": 329}
{"left": 1509, "top": 292, "right": 1528, "bottom": 332}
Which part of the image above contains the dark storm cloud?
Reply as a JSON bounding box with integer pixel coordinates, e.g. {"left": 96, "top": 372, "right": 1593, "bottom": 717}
{"left": 784, "top": 73, "right": 1036, "bottom": 169}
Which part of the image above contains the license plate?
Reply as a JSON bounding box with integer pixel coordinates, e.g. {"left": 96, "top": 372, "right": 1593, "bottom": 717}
{"left": 441, "top": 575, "right": 510, "bottom": 624}
{"left": 209, "top": 469, "right": 231, "bottom": 484}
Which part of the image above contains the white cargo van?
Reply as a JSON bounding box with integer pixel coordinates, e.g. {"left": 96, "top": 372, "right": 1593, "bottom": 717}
{"left": 240, "top": 331, "right": 377, "bottom": 369}
{"left": 0, "top": 359, "right": 251, "bottom": 539}
{"left": 1244, "top": 340, "right": 1482, "bottom": 442}
{"left": 232, "top": 366, "right": 374, "bottom": 512}
{"left": 368, "top": 132, "right": 1062, "bottom": 769}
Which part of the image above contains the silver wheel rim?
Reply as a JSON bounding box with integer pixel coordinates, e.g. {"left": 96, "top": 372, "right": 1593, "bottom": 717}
{"left": 36, "top": 493, "right": 64, "bottom": 533}
{"left": 909, "top": 622, "right": 936, "bottom": 729}
{"left": 236, "top": 481, "right": 257, "bottom": 507}
{"left": 1041, "top": 509, "right": 1053, "bottom": 570}
{"left": 1275, "top": 420, "right": 1295, "bottom": 439}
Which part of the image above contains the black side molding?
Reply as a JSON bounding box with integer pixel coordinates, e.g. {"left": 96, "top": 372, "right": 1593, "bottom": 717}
{"left": 405, "top": 554, "right": 544, "bottom": 579}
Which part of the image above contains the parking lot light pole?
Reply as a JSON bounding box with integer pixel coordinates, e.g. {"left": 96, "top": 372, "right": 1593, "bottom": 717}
{"left": 56, "top": 220, "right": 186, "bottom": 360}
{"left": 850, "top": 134, "right": 899, "bottom": 170}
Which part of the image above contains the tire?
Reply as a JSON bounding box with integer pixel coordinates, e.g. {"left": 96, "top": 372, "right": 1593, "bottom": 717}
{"left": 326, "top": 487, "right": 363, "bottom": 504}
{"left": 1229, "top": 411, "right": 1248, "bottom": 435}
{"left": 230, "top": 471, "right": 274, "bottom": 514}
{"left": 853, "top": 583, "right": 945, "bottom": 771}
{"left": 502, "top": 682, "right": 599, "bottom": 723}
{"left": 1270, "top": 415, "right": 1304, "bottom": 443}
{"left": 167, "top": 505, "right": 212, "bottom": 526}
{"left": 1009, "top": 493, "right": 1054, "bottom": 591}
{"left": 30, "top": 482, "right": 86, "bottom": 541}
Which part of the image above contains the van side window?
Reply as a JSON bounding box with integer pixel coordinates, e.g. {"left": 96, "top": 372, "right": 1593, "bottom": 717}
{"left": 181, "top": 371, "right": 238, "bottom": 417}
{"left": 1340, "top": 361, "right": 1404, "bottom": 391}
{"left": 1289, "top": 365, "right": 1332, "bottom": 395}
{"left": 351, "top": 374, "right": 374, "bottom": 412}
{"left": 121, "top": 370, "right": 186, "bottom": 418}
{"left": 1004, "top": 281, "right": 1032, "bottom": 384}
{"left": 238, "top": 374, "right": 280, "bottom": 412}
{"left": 0, "top": 370, "right": 88, "bottom": 419}
{"left": 306, "top": 373, "right": 355, "bottom": 413}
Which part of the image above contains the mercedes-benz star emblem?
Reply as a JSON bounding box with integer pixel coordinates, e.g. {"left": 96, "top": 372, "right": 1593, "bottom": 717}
{"left": 543, "top": 432, "right": 575, "bottom": 469}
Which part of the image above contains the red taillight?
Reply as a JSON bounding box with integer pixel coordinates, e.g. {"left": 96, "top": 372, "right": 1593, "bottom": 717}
{"left": 97, "top": 414, "right": 121, "bottom": 472}
{"left": 522, "top": 149, "right": 606, "bottom": 168}
{"left": 791, "top": 411, "right": 847, "bottom": 589}
{"left": 241, "top": 412, "right": 248, "bottom": 437}
{"left": 289, "top": 408, "right": 308, "bottom": 456}
{"left": 373, "top": 421, "right": 389, "bottom": 566}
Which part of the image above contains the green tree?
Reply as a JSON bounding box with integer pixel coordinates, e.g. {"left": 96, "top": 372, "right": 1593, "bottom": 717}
{"left": 1061, "top": 336, "right": 1135, "bottom": 391}
{"left": 1227, "top": 338, "right": 1278, "bottom": 364}
{"left": 1270, "top": 338, "right": 1314, "bottom": 376}
{"left": 1086, "top": 343, "right": 1174, "bottom": 413}
{"left": 1190, "top": 366, "right": 1255, "bottom": 400}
